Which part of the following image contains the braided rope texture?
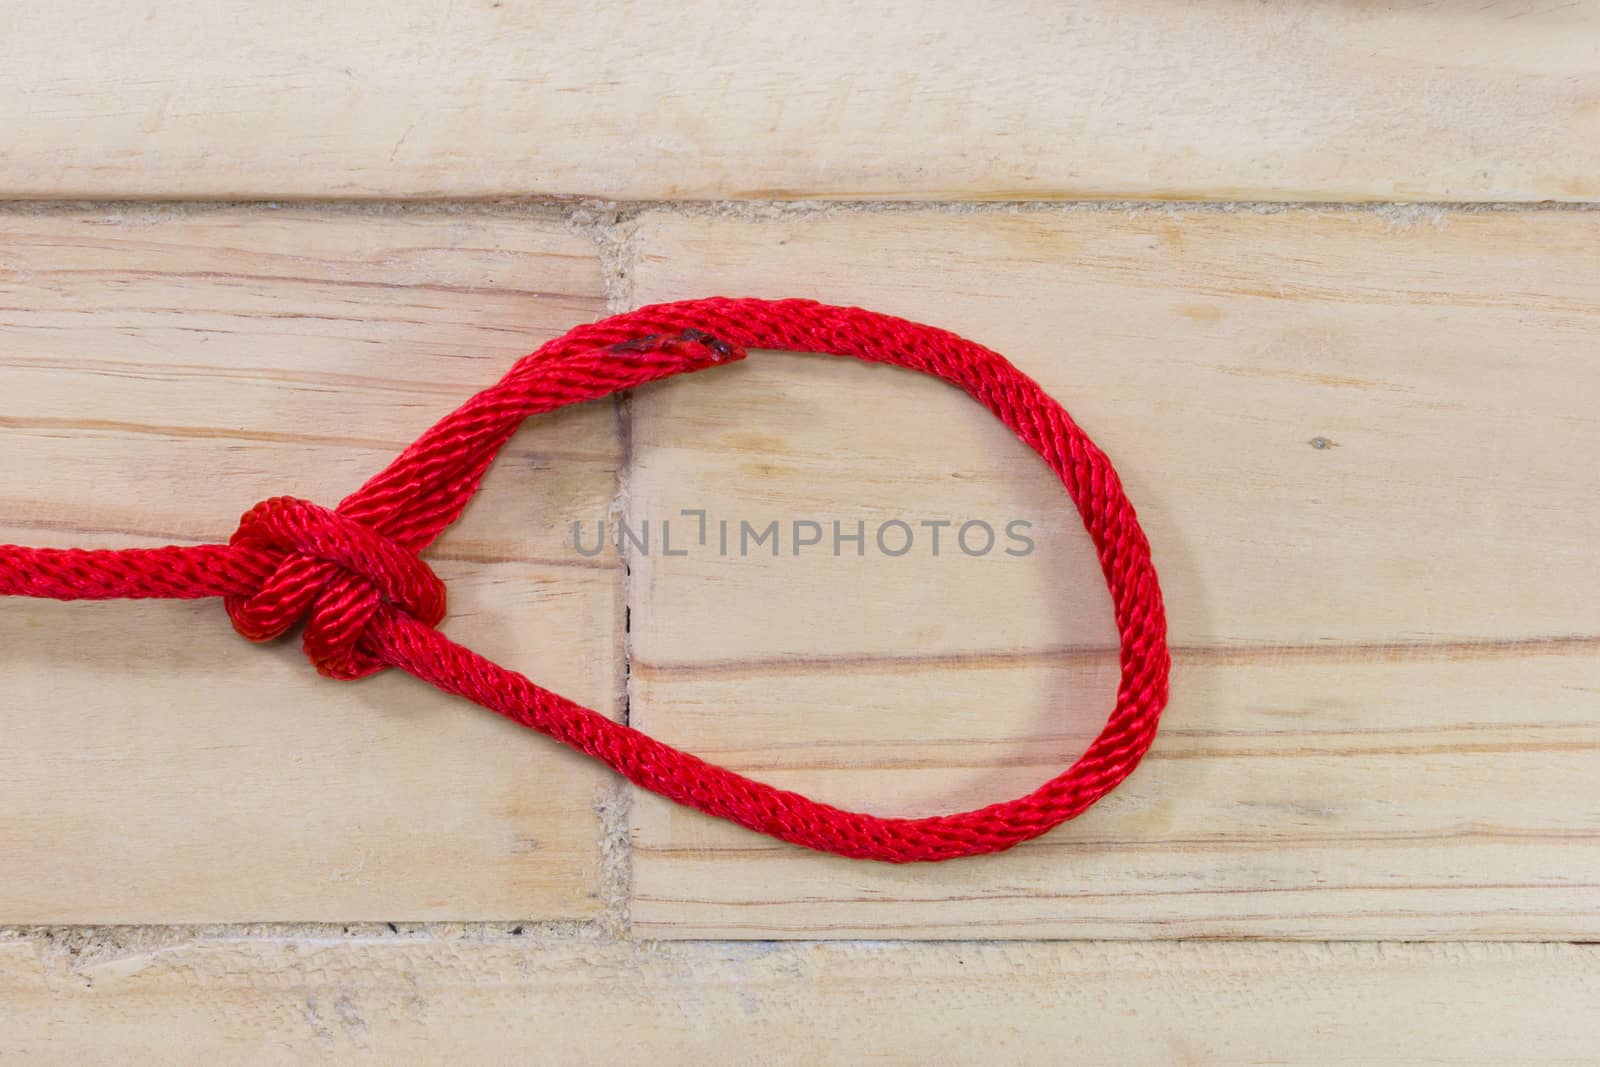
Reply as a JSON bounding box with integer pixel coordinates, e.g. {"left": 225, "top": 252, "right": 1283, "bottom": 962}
{"left": 0, "top": 298, "right": 1169, "bottom": 862}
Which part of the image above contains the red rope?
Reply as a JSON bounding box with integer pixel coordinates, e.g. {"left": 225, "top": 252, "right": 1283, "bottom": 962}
{"left": 0, "top": 298, "right": 1169, "bottom": 862}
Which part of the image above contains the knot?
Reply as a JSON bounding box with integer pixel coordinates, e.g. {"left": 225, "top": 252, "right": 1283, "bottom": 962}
{"left": 225, "top": 497, "right": 446, "bottom": 680}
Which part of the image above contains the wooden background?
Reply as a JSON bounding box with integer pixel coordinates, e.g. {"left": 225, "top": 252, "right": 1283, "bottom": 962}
{"left": 2, "top": 2, "right": 1598, "bottom": 1062}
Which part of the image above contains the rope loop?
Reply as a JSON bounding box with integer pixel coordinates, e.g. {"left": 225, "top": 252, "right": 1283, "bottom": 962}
{"left": 224, "top": 496, "right": 446, "bottom": 679}
{"left": 0, "top": 297, "right": 1170, "bottom": 861}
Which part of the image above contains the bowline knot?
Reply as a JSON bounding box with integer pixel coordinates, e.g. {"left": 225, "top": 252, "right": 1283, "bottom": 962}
{"left": 225, "top": 497, "right": 446, "bottom": 679}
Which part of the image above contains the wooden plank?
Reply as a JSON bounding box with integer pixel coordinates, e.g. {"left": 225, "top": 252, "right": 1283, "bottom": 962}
{"left": 3, "top": 2, "right": 1599, "bottom": 202}
{"left": 3, "top": 936, "right": 1598, "bottom": 1064}
{"left": 624, "top": 207, "right": 1600, "bottom": 938}
{"left": 0, "top": 208, "right": 621, "bottom": 922}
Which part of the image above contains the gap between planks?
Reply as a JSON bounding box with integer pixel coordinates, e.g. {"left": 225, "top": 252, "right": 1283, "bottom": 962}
{"left": 5, "top": 922, "right": 1599, "bottom": 969}
{"left": 1, "top": 198, "right": 1600, "bottom": 222}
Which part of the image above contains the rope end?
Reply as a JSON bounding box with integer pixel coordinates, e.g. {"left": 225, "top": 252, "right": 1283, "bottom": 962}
{"left": 609, "top": 328, "right": 747, "bottom": 369}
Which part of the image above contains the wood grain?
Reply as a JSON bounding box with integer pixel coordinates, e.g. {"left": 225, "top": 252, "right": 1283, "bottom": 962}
{"left": 4, "top": 2, "right": 1600, "bottom": 201}
{"left": 4, "top": 935, "right": 1598, "bottom": 1064}
{"left": 0, "top": 208, "right": 622, "bottom": 922}
{"left": 624, "top": 207, "right": 1600, "bottom": 938}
